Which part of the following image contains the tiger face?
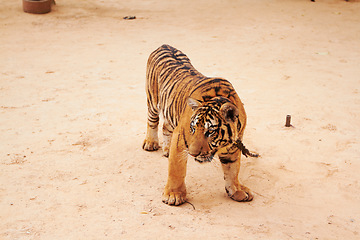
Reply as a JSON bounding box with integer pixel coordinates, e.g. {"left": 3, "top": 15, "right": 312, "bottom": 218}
{"left": 187, "top": 97, "right": 241, "bottom": 163}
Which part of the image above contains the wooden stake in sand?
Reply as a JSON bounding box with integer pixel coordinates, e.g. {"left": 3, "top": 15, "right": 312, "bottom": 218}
{"left": 285, "top": 115, "right": 291, "bottom": 127}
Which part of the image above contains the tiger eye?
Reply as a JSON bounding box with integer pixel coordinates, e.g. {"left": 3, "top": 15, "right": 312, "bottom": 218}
{"left": 205, "top": 127, "right": 216, "bottom": 138}
{"left": 190, "top": 121, "right": 196, "bottom": 134}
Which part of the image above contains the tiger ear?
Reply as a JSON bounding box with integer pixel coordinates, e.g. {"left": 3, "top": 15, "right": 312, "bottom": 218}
{"left": 220, "top": 102, "right": 239, "bottom": 123}
{"left": 187, "top": 97, "right": 202, "bottom": 111}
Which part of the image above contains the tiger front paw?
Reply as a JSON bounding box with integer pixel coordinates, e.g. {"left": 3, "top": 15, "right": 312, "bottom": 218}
{"left": 226, "top": 186, "right": 253, "bottom": 202}
{"left": 162, "top": 191, "right": 186, "bottom": 206}
{"left": 142, "top": 139, "right": 160, "bottom": 151}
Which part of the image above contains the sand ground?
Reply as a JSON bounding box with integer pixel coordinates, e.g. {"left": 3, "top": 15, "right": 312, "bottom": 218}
{"left": 1, "top": 0, "right": 360, "bottom": 239}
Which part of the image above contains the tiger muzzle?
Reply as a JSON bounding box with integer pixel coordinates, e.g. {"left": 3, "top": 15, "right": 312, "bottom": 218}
{"left": 194, "top": 154, "right": 214, "bottom": 163}
{"left": 190, "top": 149, "right": 216, "bottom": 163}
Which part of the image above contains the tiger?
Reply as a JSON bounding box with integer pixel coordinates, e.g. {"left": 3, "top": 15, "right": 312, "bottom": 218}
{"left": 142, "top": 44, "right": 258, "bottom": 206}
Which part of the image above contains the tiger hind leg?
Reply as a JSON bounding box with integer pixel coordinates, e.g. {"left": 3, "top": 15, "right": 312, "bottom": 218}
{"left": 143, "top": 124, "right": 160, "bottom": 151}
{"left": 142, "top": 92, "right": 160, "bottom": 151}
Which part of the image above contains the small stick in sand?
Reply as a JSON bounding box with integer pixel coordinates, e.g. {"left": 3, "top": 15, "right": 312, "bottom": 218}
{"left": 285, "top": 115, "right": 291, "bottom": 127}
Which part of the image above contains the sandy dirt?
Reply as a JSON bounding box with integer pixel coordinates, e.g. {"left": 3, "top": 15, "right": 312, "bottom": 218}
{"left": 1, "top": 0, "right": 360, "bottom": 239}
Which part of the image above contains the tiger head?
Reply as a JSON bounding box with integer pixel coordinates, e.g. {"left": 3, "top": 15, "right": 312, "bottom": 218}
{"left": 187, "top": 96, "right": 242, "bottom": 163}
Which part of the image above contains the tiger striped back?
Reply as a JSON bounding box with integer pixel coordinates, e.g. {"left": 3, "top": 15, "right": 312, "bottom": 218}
{"left": 145, "top": 44, "right": 244, "bottom": 134}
